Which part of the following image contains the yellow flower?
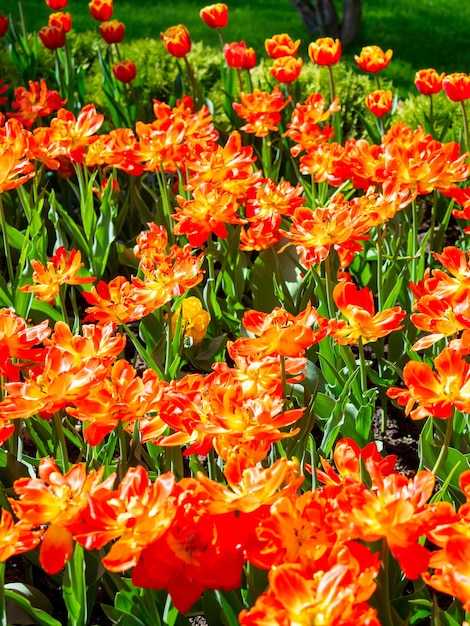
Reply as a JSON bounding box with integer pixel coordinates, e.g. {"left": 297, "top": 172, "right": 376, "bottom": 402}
{"left": 172, "top": 297, "right": 210, "bottom": 345}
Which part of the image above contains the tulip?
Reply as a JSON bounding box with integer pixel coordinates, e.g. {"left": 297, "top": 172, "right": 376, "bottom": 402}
{"left": 45, "top": 0, "right": 68, "bottom": 9}
{"left": 442, "top": 73, "right": 470, "bottom": 102}
{"left": 160, "top": 24, "right": 191, "bottom": 58}
{"left": 270, "top": 56, "right": 303, "bottom": 84}
{"left": 308, "top": 37, "right": 341, "bottom": 66}
{"left": 365, "top": 89, "right": 393, "bottom": 117}
{"left": 48, "top": 11, "right": 72, "bottom": 33}
{"left": 88, "top": 0, "right": 113, "bottom": 22}
{"left": 112, "top": 59, "right": 137, "bottom": 83}
{"left": 99, "top": 19, "right": 125, "bottom": 44}
{"left": 38, "top": 24, "right": 66, "bottom": 49}
{"left": 224, "top": 41, "right": 256, "bottom": 70}
{"left": 414, "top": 68, "right": 445, "bottom": 96}
{"left": 0, "top": 14, "right": 8, "bottom": 37}
{"left": 265, "top": 33, "right": 301, "bottom": 59}
{"left": 354, "top": 45, "right": 393, "bottom": 73}
{"left": 199, "top": 3, "right": 228, "bottom": 29}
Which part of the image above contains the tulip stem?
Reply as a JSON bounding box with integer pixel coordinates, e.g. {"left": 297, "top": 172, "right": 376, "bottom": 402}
{"left": 0, "top": 196, "right": 14, "bottom": 287}
{"left": 431, "top": 413, "right": 454, "bottom": 477}
{"left": 459, "top": 100, "right": 470, "bottom": 154}
{"left": 0, "top": 561, "right": 5, "bottom": 626}
{"left": 183, "top": 55, "right": 202, "bottom": 108}
{"left": 357, "top": 336, "right": 368, "bottom": 396}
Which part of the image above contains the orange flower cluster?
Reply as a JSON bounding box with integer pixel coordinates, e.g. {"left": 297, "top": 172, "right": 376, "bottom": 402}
{"left": 84, "top": 223, "right": 204, "bottom": 324}
{"left": 232, "top": 86, "right": 291, "bottom": 138}
{"left": 0, "top": 117, "right": 35, "bottom": 193}
{"left": 19, "top": 246, "right": 95, "bottom": 305}
{"left": 7, "top": 79, "right": 66, "bottom": 129}
{"left": 265, "top": 33, "right": 303, "bottom": 84}
{"left": 409, "top": 246, "right": 470, "bottom": 350}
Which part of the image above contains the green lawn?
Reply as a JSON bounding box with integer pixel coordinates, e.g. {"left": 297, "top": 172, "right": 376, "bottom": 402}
{"left": 10, "top": 0, "right": 470, "bottom": 94}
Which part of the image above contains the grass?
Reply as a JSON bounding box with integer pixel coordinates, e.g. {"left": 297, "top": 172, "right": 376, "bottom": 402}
{"left": 9, "top": 0, "right": 470, "bottom": 94}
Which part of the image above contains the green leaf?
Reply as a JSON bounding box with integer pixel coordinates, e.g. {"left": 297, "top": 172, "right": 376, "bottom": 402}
{"left": 4, "top": 587, "right": 61, "bottom": 626}
{"left": 62, "top": 544, "right": 87, "bottom": 626}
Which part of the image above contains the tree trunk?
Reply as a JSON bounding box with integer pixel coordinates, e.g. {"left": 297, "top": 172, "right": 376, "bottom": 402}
{"left": 289, "top": 0, "right": 362, "bottom": 45}
{"left": 340, "top": 0, "right": 362, "bottom": 45}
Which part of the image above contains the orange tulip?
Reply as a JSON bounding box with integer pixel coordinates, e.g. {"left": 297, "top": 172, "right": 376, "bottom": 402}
{"left": 443, "top": 72, "right": 470, "bottom": 102}
{"left": 112, "top": 59, "right": 136, "bottom": 83}
{"left": 365, "top": 89, "right": 393, "bottom": 117}
{"left": 328, "top": 280, "right": 405, "bottom": 344}
{"left": 173, "top": 183, "right": 243, "bottom": 246}
{"left": 387, "top": 347, "right": 470, "bottom": 420}
{"left": 7, "top": 79, "right": 66, "bottom": 130}
{"left": 199, "top": 3, "right": 228, "bottom": 29}
{"left": 232, "top": 86, "right": 291, "bottom": 137}
{"left": 160, "top": 24, "right": 191, "bottom": 58}
{"left": 308, "top": 36, "right": 342, "bottom": 66}
{"left": 414, "top": 68, "right": 445, "bottom": 96}
{"left": 99, "top": 19, "right": 125, "bottom": 43}
{"left": 265, "top": 33, "right": 300, "bottom": 59}
{"left": 354, "top": 45, "right": 393, "bottom": 73}
{"left": 270, "top": 55, "right": 303, "bottom": 83}
{"left": 0, "top": 509, "right": 41, "bottom": 563}
{"left": 19, "top": 247, "right": 95, "bottom": 305}
{"left": 38, "top": 24, "right": 65, "bottom": 49}
{"left": 88, "top": 0, "right": 113, "bottom": 21}
{"left": 10, "top": 459, "right": 114, "bottom": 574}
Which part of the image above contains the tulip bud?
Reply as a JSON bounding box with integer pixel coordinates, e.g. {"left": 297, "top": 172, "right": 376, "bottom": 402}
{"left": 199, "top": 3, "right": 228, "bottom": 29}
{"left": 265, "top": 33, "right": 300, "bottom": 59}
{"left": 99, "top": 19, "right": 125, "bottom": 44}
{"left": 38, "top": 24, "right": 66, "bottom": 50}
{"left": 354, "top": 45, "right": 393, "bottom": 73}
{"left": 112, "top": 59, "right": 137, "bottom": 83}
{"left": 88, "top": 0, "right": 113, "bottom": 22}
{"left": 171, "top": 297, "right": 211, "bottom": 345}
{"left": 160, "top": 24, "right": 191, "bottom": 58}
{"left": 270, "top": 56, "right": 303, "bottom": 84}
{"left": 442, "top": 73, "right": 470, "bottom": 102}
{"left": 308, "top": 37, "right": 342, "bottom": 66}
{"left": 224, "top": 41, "right": 256, "bottom": 70}
{"left": 48, "top": 12, "right": 72, "bottom": 33}
{"left": 365, "top": 89, "right": 393, "bottom": 117}
{"left": 414, "top": 69, "right": 445, "bottom": 96}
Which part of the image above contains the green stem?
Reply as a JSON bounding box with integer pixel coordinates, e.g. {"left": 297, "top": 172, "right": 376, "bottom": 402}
{"left": 52, "top": 411, "right": 70, "bottom": 472}
{"left": 323, "top": 253, "right": 335, "bottom": 319}
{"left": 117, "top": 420, "right": 128, "bottom": 478}
{"left": 374, "top": 73, "right": 381, "bottom": 90}
{"left": 429, "top": 94, "right": 435, "bottom": 135}
{"left": 0, "top": 561, "right": 5, "bottom": 626}
{"left": 0, "top": 196, "right": 15, "bottom": 286}
{"left": 357, "top": 336, "right": 368, "bottom": 396}
{"left": 280, "top": 355, "right": 288, "bottom": 407}
{"left": 261, "top": 135, "right": 272, "bottom": 177}
{"left": 379, "top": 540, "right": 396, "bottom": 626}
{"left": 460, "top": 100, "right": 470, "bottom": 154}
{"left": 376, "top": 224, "right": 385, "bottom": 311}
{"left": 431, "top": 413, "right": 454, "bottom": 477}
{"left": 410, "top": 199, "right": 419, "bottom": 283}
{"left": 183, "top": 55, "right": 202, "bottom": 108}
{"left": 156, "top": 169, "right": 175, "bottom": 246}
{"left": 327, "top": 65, "right": 336, "bottom": 103}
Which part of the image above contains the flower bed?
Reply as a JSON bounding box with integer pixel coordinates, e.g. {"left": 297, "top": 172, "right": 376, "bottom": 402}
{"left": 1, "top": 1, "right": 470, "bottom": 625}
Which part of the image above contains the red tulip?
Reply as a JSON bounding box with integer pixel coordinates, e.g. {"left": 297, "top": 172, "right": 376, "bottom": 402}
{"left": 199, "top": 3, "right": 228, "bottom": 29}
{"left": 45, "top": 0, "right": 68, "bottom": 9}
{"left": 112, "top": 60, "right": 137, "bottom": 83}
{"left": 89, "top": 0, "right": 113, "bottom": 22}
{"left": 443, "top": 73, "right": 470, "bottom": 102}
{"left": 414, "top": 68, "right": 445, "bottom": 96}
{"left": 99, "top": 19, "right": 125, "bottom": 44}
{"left": 38, "top": 24, "right": 66, "bottom": 49}
{"left": 224, "top": 41, "right": 256, "bottom": 70}
{"left": 0, "top": 14, "right": 8, "bottom": 37}
{"left": 160, "top": 24, "right": 191, "bottom": 58}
